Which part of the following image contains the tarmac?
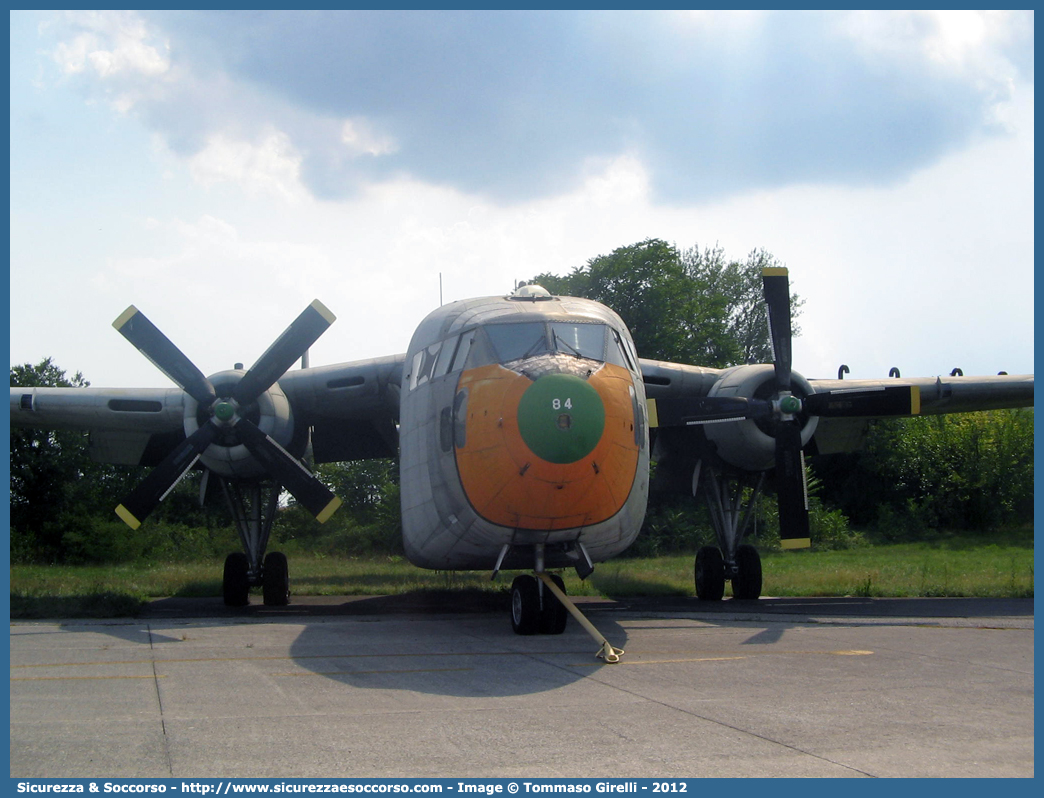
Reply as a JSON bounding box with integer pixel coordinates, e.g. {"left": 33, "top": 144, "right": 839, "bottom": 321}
{"left": 9, "top": 595, "right": 1034, "bottom": 778}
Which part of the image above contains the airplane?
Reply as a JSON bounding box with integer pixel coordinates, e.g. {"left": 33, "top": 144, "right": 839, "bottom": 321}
{"left": 10, "top": 269, "right": 1034, "bottom": 651}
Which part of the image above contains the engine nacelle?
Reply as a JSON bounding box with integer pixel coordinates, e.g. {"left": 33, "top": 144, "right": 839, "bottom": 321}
{"left": 703, "top": 364, "right": 819, "bottom": 471}
{"left": 182, "top": 370, "right": 298, "bottom": 479}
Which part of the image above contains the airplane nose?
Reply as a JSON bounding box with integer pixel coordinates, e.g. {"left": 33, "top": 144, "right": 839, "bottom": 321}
{"left": 517, "top": 373, "right": 605, "bottom": 464}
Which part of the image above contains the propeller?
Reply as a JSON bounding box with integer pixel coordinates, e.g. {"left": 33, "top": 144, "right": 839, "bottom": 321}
{"left": 112, "top": 300, "right": 342, "bottom": 530}
{"left": 662, "top": 268, "right": 921, "bottom": 549}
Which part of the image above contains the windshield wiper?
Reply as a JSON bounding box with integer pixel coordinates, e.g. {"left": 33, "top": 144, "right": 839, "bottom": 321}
{"left": 553, "top": 329, "right": 583, "bottom": 358}
{"left": 518, "top": 334, "right": 551, "bottom": 360}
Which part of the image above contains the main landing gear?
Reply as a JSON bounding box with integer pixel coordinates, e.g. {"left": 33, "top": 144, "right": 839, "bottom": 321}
{"left": 218, "top": 477, "right": 290, "bottom": 607}
{"left": 693, "top": 464, "right": 764, "bottom": 601}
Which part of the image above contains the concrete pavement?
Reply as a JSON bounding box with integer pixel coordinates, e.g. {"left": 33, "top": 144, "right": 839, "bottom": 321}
{"left": 9, "top": 596, "right": 1034, "bottom": 778}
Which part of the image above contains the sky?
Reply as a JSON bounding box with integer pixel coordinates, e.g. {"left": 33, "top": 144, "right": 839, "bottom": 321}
{"left": 9, "top": 9, "right": 1035, "bottom": 389}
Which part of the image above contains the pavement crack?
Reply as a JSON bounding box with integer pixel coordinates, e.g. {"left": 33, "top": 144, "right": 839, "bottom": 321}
{"left": 148, "top": 624, "right": 176, "bottom": 778}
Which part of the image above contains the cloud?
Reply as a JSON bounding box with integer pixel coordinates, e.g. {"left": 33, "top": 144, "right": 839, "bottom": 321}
{"left": 188, "top": 129, "right": 306, "bottom": 201}
{"left": 50, "top": 10, "right": 170, "bottom": 78}
{"left": 38, "top": 10, "right": 1034, "bottom": 205}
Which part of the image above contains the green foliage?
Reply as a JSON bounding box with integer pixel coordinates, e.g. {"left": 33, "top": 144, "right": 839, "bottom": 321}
{"left": 316, "top": 458, "right": 401, "bottom": 528}
{"left": 754, "top": 470, "right": 866, "bottom": 550}
{"left": 627, "top": 498, "right": 716, "bottom": 557}
{"left": 11, "top": 359, "right": 139, "bottom": 561}
{"left": 274, "top": 458, "right": 403, "bottom": 556}
{"left": 531, "top": 239, "right": 801, "bottom": 366}
{"left": 53, "top": 514, "right": 239, "bottom": 565}
{"left": 629, "top": 467, "right": 862, "bottom": 555}
{"left": 814, "top": 409, "right": 1034, "bottom": 536}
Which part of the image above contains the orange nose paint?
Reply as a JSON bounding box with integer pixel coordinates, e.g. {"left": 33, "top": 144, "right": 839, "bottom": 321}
{"left": 454, "top": 363, "right": 640, "bottom": 531}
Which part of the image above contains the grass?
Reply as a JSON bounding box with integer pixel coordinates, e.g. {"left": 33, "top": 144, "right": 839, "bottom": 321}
{"left": 9, "top": 529, "right": 1033, "bottom": 619}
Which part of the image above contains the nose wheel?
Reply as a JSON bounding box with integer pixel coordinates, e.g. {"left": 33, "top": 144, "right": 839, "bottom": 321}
{"left": 510, "top": 574, "right": 567, "bottom": 635}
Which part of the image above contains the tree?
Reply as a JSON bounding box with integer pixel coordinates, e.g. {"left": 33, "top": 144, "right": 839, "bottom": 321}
{"left": 317, "top": 458, "right": 400, "bottom": 528}
{"left": 812, "top": 409, "right": 1034, "bottom": 535}
{"left": 274, "top": 458, "right": 403, "bottom": 556}
{"left": 530, "top": 239, "right": 801, "bottom": 366}
{"left": 10, "top": 359, "right": 102, "bottom": 560}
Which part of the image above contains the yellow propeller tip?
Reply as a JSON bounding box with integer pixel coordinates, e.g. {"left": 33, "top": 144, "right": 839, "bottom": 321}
{"left": 112, "top": 306, "right": 139, "bottom": 331}
{"left": 115, "top": 505, "right": 141, "bottom": 530}
{"left": 315, "top": 495, "right": 342, "bottom": 524}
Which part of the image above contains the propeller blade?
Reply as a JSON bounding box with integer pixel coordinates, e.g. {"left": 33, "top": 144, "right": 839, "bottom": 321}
{"left": 804, "top": 385, "right": 921, "bottom": 417}
{"left": 232, "top": 300, "right": 336, "bottom": 405}
{"left": 762, "top": 267, "right": 793, "bottom": 392}
{"left": 774, "top": 420, "right": 810, "bottom": 549}
{"left": 115, "top": 422, "right": 221, "bottom": 530}
{"left": 233, "top": 418, "right": 342, "bottom": 523}
{"left": 113, "top": 306, "right": 217, "bottom": 406}
{"left": 650, "top": 396, "right": 773, "bottom": 427}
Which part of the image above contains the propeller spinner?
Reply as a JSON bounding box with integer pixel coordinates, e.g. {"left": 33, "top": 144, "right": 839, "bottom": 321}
{"left": 112, "top": 300, "right": 342, "bottom": 529}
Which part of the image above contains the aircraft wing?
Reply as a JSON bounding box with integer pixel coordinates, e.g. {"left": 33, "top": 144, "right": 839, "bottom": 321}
{"left": 805, "top": 372, "right": 1034, "bottom": 455}
{"left": 10, "top": 354, "right": 406, "bottom": 467}
{"left": 640, "top": 357, "right": 1034, "bottom": 457}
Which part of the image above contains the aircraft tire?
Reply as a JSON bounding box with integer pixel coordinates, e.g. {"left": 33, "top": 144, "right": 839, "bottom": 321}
{"left": 511, "top": 575, "right": 541, "bottom": 635}
{"left": 539, "top": 574, "right": 568, "bottom": 635}
{"left": 223, "top": 552, "right": 250, "bottom": 607}
{"left": 731, "top": 544, "right": 762, "bottom": 600}
{"left": 262, "top": 551, "right": 290, "bottom": 606}
{"left": 694, "top": 546, "right": 725, "bottom": 601}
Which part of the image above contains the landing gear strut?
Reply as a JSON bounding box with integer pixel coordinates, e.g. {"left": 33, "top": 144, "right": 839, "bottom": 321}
{"left": 218, "top": 477, "right": 289, "bottom": 606}
{"left": 693, "top": 463, "right": 764, "bottom": 601}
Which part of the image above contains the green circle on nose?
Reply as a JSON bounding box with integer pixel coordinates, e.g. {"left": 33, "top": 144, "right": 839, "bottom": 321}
{"left": 517, "top": 373, "right": 605, "bottom": 464}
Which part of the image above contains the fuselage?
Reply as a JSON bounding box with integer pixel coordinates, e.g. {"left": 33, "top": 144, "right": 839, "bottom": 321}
{"left": 398, "top": 288, "right": 650, "bottom": 572}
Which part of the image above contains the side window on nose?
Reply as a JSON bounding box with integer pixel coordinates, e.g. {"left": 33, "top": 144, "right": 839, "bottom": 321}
{"left": 409, "top": 342, "right": 442, "bottom": 390}
{"left": 433, "top": 335, "right": 459, "bottom": 379}
{"left": 608, "top": 328, "right": 639, "bottom": 373}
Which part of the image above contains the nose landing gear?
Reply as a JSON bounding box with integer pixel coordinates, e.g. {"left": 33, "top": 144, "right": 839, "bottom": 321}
{"left": 506, "top": 544, "right": 624, "bottom": 662}
{"left": 510, "top": 573, "right": 568, "bottom": 635}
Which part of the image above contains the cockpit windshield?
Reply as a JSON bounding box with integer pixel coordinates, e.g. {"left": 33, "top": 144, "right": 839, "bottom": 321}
{"left": 484, "top": 321, "right": 622, "bottom": 365}
{"left": 550, "top": 323, "right": 606, "bottom": 361}
{"left": 485, "top": 323, "right": 550, "bottom": 362}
